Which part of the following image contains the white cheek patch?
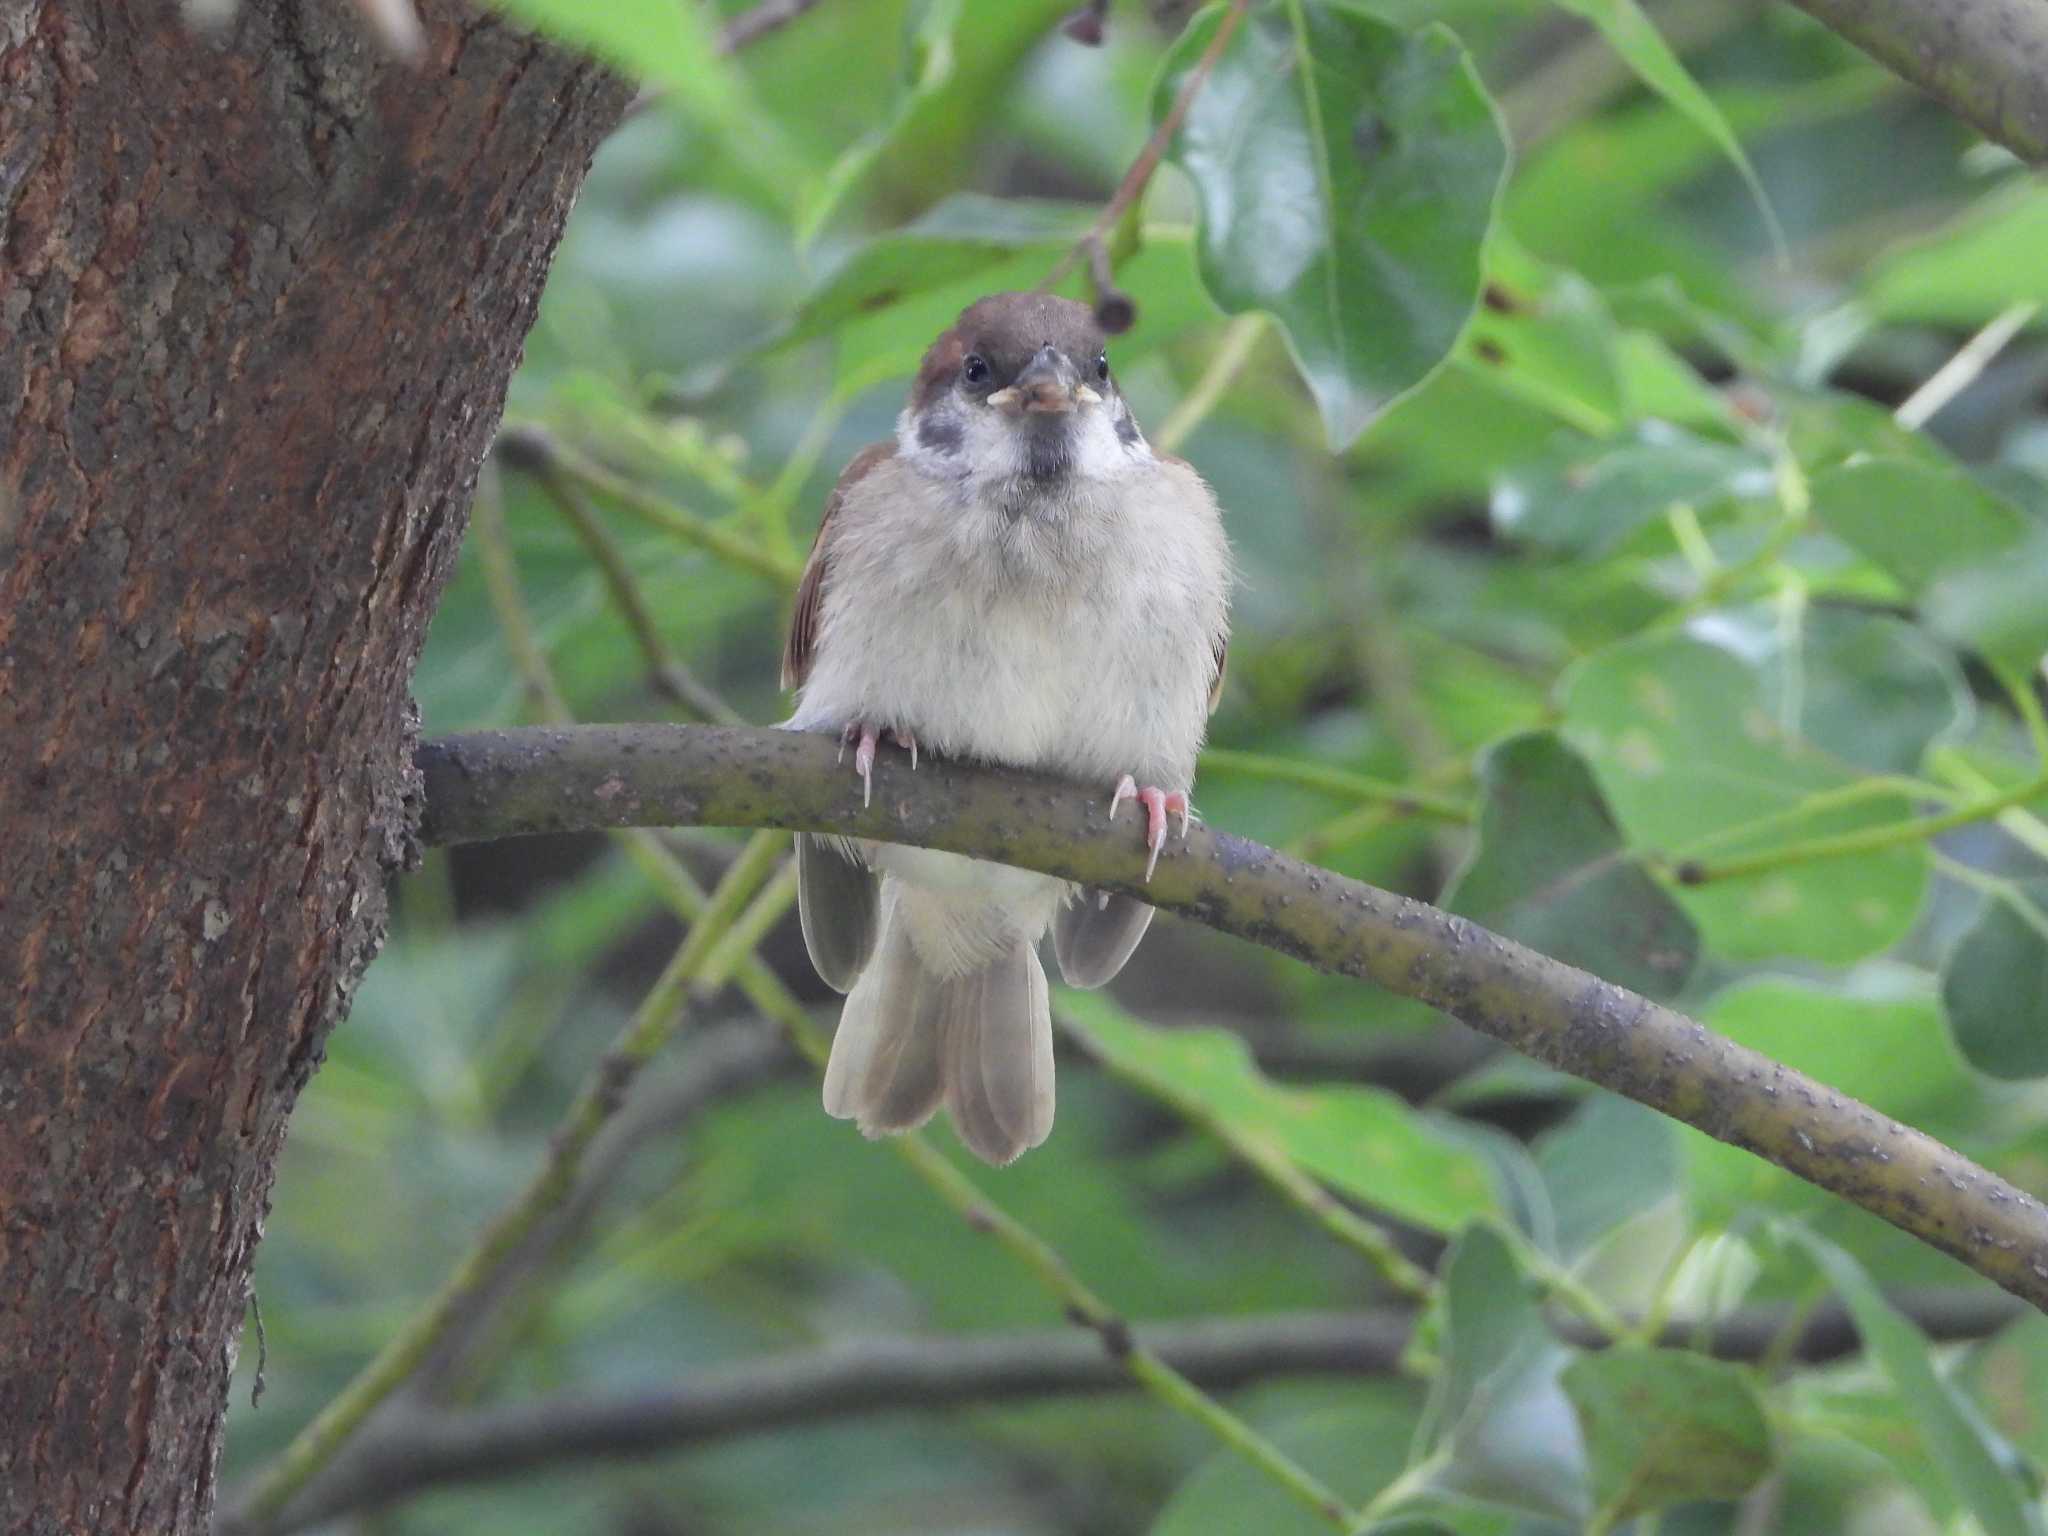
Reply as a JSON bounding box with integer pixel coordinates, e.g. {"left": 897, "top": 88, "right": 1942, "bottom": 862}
{"left": 897, "top": 398, "right": 1151, "bottom": 491}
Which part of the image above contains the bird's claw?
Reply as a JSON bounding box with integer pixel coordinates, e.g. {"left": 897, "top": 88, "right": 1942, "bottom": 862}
{"left": 840, "top": 722, "right": 917, "bottom": 808}
{"left": 1110, "top": 774, "right": 1192, "bottom": 882}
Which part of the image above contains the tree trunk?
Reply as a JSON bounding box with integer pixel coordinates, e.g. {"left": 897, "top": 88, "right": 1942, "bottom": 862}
{"left": 0, "top": 3, "right": 626, "bottom": 1527}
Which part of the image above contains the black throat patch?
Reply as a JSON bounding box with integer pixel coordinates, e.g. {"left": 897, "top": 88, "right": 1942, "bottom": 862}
{"left": 1022, "top": 422, "right": 1072, "bottom": 482}
{"left": 916, "top": 409, "right": 964, "bottom": 456}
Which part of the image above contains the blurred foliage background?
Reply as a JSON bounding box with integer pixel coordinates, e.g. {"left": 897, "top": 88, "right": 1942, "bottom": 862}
{"left": 225, "top": 0, "right": 2048, "bottom": 1531}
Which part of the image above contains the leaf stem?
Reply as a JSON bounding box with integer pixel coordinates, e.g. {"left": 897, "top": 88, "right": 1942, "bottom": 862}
{"left": 1038, "top": 0, "right": 1254, "bottom": 321}
{"left": 1157, "top": 312, "right": 1269, "bottom": 455}
{"left": 525, "top": 464, "right": 746, "bottom": 724}
{"left": 1672, "top": 772, "right": 2048, "bottom": 885}
{"left": 233, "top": 831, "right": 787, "bottom": 1524}
{"left": 499, "top": 423, "right": 801, "bottom": 587}
{"left": 1662, "top": 774, "right": 1955, "bottom": 864}
{"left": 1201, "top": 748, "right": 1472, "bottom": 823}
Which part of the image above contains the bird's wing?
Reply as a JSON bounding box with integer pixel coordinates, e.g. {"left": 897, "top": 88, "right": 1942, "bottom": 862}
{"left": 781, "top": 440, "right": 897, "bottom": 692}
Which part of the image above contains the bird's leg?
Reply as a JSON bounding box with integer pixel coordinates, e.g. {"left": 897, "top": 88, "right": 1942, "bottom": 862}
{"left": 1110, "top": 775, "right": 1192, "bottom": 881}
{"left": 838, "top": 722, "right": 919, "bottom": 807}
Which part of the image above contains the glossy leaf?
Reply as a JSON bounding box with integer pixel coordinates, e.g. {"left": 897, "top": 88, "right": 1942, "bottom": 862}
{"left": 1796, "top": 1233, "right": 2044, "bottom": 1536}
{"left": 1562, "top": 1347, "right": 1772, "bottom": 1520}
{"left": 1444, "top": 732, "right": 1699, "bottom": 999}
{"left": 1490, "top": 429, "right": 1773, "bottom": 557}
{"left": 1160, "top": 3, "right": 1508, "bottom": 448}
{"left": 1561, "top": 634, "right": 1928, "bottom": 963}
{"left": 1060, "top": 992, "right": 1498, "bottom": 1235}
{"left": 1943, "top": 878, "right": 2048, "bottom": 1080}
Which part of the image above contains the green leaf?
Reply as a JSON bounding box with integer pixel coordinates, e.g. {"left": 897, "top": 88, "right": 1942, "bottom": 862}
{"left": 1416, "top": 1224, "right": 1589, "bottom": 1523}
{"left": 1943, "top": 878, "right": 2048, "bottom": 1080}
{"left": 1560, "top": 633, "right": 1928, "bottom": 963}
{"left": 1151, "top": 1392, "right": 1424, "bottom": 1536}
{"left": 1444, "top": 732, "right": 1699, "bottom": 1000}
{"left": 1862, "top": 181, "right": 2048, "bottom": 325}
{"left": 1925, "top": 525, "right": 2048, "bottom": 681}
{"left": 1542, "top": 0, "right": 1783, "bottom": 257}
{"left": 767, "top": 195, "right": 1095, "bottom": 354}
{"left": 1490, "top": 429, "right": 1772, "bottom": 557}
{"left": 1810, "top": 460, "right": 2048, "bottom": 675}
{"left": 1698, "top": 604, "right": 1972, "bottom": 777}
{"left": 482, "top": 0, "right": 799, "bottom": 191}
{"left": 794, "top": 0, "right": 1076, "bottom": 243}
{"left": 485, "top": 0, "right": 725, "bottom": 96}
{"left": 1159, "top": 3, "right": 1508, "bottom": 448}
{"left": 1562, "top": 1347, "right": 1772, "bottom": 1521}
{"left": 1795, "top": 1233, "right": 2044, "bottom": 1536}
{"left": 1535, "top": 1095, "right": 1680, "bottom": 1260}
{"left": 1462, "top": 242, "right": 1626, "bottom": 435}
{"left": 1810, "top": 460, "right": 2033, "bottom": 599}
{"left": 1059, "top": 992, "right": 1497, "bottom": 1235}
{"left": 1964, "top": 1312, "right": 2048, "bottom": 1468}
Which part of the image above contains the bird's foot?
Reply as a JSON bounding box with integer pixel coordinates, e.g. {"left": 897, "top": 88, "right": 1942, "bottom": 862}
{"left": 1109, "top": 775, "right": 1192, "bottom": 881}
{"left": 838, "top": 722, "right": 918, "bottom": 807}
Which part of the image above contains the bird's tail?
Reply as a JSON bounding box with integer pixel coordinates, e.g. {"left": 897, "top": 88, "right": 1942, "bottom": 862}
{"left": 822, "top": 895, "right": 1054, "bottom": 1166}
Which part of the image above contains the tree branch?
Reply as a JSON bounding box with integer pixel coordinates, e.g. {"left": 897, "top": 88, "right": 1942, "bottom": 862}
{"left": 417, "top": 723, "right": 2048, "bottom": 1314}
{"left": 245, "top": 1290, "right": 2024, "bottom": 1530}
{"left": 1787, "top": 0, "right": 2048, "bottom": 162}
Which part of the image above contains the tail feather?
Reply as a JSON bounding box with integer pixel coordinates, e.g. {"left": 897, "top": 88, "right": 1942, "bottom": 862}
{"left": 941, "top": 941, "right": 1053, "bottom": 1166}
{"left": 823, "top": 912, "right": 944, "bottom": 1134}
{"left": 1053, "top": 889, "right": 1154, "bottom": 988}
{"left": 796, "top": 834, "right": 879, "bottom": 994}
{"left": 823, "top": 894, "right": 1054, "bottom": 1165}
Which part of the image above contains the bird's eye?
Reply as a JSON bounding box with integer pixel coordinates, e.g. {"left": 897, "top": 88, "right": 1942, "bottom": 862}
{"left": 1095, "top": 353, "right": 1110, "bottom": 382}
{"left": 963, "top": 354, "right": 990, "bottom": 386}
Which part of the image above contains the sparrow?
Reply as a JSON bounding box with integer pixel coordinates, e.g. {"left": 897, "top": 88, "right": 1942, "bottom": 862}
{"left": 782, "top": 292, "right": 1232, "bottom": 1165}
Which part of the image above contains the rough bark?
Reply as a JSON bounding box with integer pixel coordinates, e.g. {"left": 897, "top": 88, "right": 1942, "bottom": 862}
{"left": 0, "top": 4, "right": 627, "bottom": 1529}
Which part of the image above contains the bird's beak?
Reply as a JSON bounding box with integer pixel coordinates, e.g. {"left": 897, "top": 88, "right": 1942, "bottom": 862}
{"left": 987, "top": 345, "right": 1101, "bottom": 415}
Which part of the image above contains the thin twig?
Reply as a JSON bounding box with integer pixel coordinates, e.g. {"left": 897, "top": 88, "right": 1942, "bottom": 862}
{"left": 228, "top": 500, "right": 794, "bottom": 1529}
{"left": 717, "top": 0, "right": 828, "bottom": 54}
{"left": 497, "top": 424, "right": 800, "bottom": 586}
{"left": 1156, "top": 312, "right": 1268, "bottom": 455}
{"left": 595, "top": 845, "right": 1358, "bottom": 1531}
{"left": 519, "top": 461, "right": 746, "bottom": 724}
{"left": 414, "top": 1024, "right": 797, "bottom": 1399}
{"left": 248, "top": 1288, "right": 2023, "bottom": 1529}
{"left": 1672, "top": 770, "right": 2048, "bottom": 885}
{"left": 1894, "top": 300, "right": 2041, "bottom": 430}
{"left": 229, "top": 833, "right": 787, "bottom": 1526}
{"left": 415, "top": 723, "right": 2048, "bottom": 1315}
{"left": 622, "top": 0, "right": 831, "bottom": 121}
{"left": 1200, "top": 747, "right": 1472, "bottom": 823}
{"left": 1038, "top": 0, "right": 1255, "bottom": 328}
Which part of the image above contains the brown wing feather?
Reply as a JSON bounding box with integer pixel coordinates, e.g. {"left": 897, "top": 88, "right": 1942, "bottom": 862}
{"left": 782, "top": 441, "right": 896, "bottom": 691}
